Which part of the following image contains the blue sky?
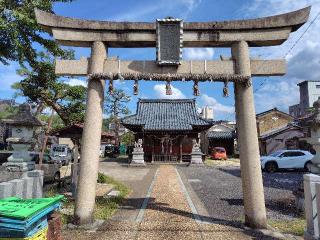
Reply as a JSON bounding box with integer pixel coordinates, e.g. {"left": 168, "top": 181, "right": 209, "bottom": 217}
{"left": 1, "top": 0, "right": 320, "bottom": 120}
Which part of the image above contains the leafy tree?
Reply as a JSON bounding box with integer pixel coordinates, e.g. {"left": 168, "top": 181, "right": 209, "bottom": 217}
{"left": 12, "top": 51, "right": 87, "bottom": 126}
{"left": 38, "top": 113, "right": 64, "bottom": 131}
{"left": 120, "top": 131, "right": 134, "bottom": 146}
{"left": 0, "top": 105, "right": 18, "bottom": 120}
{"left": 0, "top": 0, "right": 72, "bottom": 66}
{"left": 104, "top": 89, "right": 131, "bottom": 145}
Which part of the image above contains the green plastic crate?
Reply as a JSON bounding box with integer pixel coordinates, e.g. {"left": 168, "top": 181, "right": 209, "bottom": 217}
{"left": 0, "top": 195, "right": 63, "bottom": 220}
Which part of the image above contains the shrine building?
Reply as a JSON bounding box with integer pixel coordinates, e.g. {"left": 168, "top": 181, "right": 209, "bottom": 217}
{"left": 122, "top": 99, "right": 213, "bottom": 162}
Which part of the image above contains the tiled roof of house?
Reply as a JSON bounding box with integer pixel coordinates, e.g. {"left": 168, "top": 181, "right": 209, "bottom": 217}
{"left": 207, "top": 131, "right": 236, "bottom": 140}
{"left": 256, "top": 108, "right": 293, "bottom": 119}
{"left": 122, "top": 99, "right": 212, "bottom": 132}
{"left": 259, "top": 123, "right": 303, "bottom": 140}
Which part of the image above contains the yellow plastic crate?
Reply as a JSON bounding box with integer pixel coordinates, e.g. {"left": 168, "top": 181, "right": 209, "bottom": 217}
{"left": 0, "top": 227, "right": 47, "bottom": 240}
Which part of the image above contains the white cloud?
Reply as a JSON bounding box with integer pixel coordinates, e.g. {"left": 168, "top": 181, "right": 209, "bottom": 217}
{"left": 65, "top": 78, "right": 87, "bottom": 87}
{"left": 153, "top": 84, "right": 186, "bottom": 99}
{"left": 240, "top": 0, "right": 320, "bottom": 113}
{"left": 180, "top": 0, "right": 202, "bottom": 16}
{"left": 184, "top": 48, "right": 214, "bottom": 60}
{"left": 111, "top": 0, "right": 201, "bottom": 21}
{"left": 254, "top": 80, "right": 299, "bottom": 113}
{"left": 200, "top": 94, "right": 234, "bottom": 114}
{"left": 112, "top": 5, "right": 160, "bottom": 21}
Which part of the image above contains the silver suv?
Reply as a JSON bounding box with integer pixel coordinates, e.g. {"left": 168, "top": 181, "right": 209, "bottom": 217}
{"left": 50, "top": 144, "right": 73, "bottom": 166}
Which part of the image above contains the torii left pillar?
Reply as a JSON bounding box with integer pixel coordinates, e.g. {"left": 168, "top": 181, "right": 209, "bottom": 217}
{"left": 74, "top": 41, "right": 106, "bottom": 225}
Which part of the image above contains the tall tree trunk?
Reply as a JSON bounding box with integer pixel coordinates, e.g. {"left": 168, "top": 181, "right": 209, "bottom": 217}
{"left": 39, "top": 109, "right": 54, "bottom": 165}
{"left": 114, "top": 117, "right": 120, "bottom": 146}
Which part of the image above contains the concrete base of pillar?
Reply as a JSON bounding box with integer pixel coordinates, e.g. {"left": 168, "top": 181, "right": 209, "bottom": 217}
{"left": 190, "top": 152, "right": 204, "bottom": 165}
{"left": 67, "top": 219, "right": 104, "bottom": 231}
{"left": 130, "top": 152, "right": 146, "bottom": 167}
{"left": 309, "top": 163, "right": 320, "bottom": 174}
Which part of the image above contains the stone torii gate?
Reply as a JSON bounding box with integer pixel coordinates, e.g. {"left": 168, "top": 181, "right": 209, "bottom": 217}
{"left": 35, "top": 7, "right": 310, "bottom": 228}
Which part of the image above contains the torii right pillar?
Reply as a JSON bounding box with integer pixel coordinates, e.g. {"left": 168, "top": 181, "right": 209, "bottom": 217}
{"left": 232, "top": 41, "right": 267, "bottom": 229}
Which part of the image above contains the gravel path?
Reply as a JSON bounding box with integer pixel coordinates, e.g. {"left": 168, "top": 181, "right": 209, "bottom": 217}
{"left": 62, "top": 165, "right": 287, "bottom": 239}
{"left": 178, "top": 165, "right": 303, "bottom": 222}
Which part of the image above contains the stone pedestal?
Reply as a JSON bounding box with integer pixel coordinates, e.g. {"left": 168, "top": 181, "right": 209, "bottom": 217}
{"left": 190, "top": 151, "right": 203, "bottom": 165}
{"left": 3, "top": 140, "right": 36, "bottom": 172}
{"left": 130, "top": 139, "right": 145, "bottom": 166}
{"left": 131, "top": 151, "right": 146, "bottom": 166}
{"left": 189, "top": 138, "right": 204, "bottom": 165}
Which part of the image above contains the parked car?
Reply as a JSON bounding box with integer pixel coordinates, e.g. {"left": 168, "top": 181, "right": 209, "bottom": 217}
{"left": 49, "top": 144, "right": 73, "bottom": 165}
{"left": 31, "top": 153, "right": 61, "bottom": 183}
{"left": 211, "top": 147, "right": 227, "bottom": 160}
{"left": 104, "top": 144, "right": 119, "bottom": 158}
{"left": 260, "top": 149, "right": 314, "bottom": 173}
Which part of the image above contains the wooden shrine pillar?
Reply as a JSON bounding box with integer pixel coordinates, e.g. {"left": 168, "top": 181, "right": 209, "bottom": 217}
{"left": 74, "top": 41, "right": 106, "bottom": 225}
{"left": 179, "top": 136, "right": 183, "bottom": 163}
{"left": 152, "top": 136, "right": 155, "bottom": 163}
{"left": 232, "top": 41, "right": 267, "bottom": 229}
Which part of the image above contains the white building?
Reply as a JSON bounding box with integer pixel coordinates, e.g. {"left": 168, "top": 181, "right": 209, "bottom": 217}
{"left": 289, "top": 80, "right": 320, "bottom": 118}
{"left": 200, "top": 106, "right": 214, "bottom": 120}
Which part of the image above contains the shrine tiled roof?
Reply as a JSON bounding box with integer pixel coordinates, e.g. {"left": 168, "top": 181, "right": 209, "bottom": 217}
{"left": 207, "top": 131, "right": 236, "bottom": 140}
{"left": 122, "top": 99, "right": 212, "bottom": 132}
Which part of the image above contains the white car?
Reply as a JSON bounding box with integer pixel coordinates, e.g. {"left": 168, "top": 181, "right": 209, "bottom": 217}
{"left": 260, "top": 150, "right": 314, "bottom": 173}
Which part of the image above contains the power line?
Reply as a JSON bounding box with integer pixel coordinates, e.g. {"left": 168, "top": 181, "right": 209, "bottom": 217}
{"left": 284, "top": 10, "right": 320, "bottom": 58}
{"left": 253, "top": 9, "right": 320, "bottom": 94}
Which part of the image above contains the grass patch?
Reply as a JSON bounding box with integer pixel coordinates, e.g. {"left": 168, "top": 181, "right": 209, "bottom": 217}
{"left": 61, "top": 173, "right": 130, "bottom": 224}
{"left": 268, "top": 219, "right": 306, "bottom": 236}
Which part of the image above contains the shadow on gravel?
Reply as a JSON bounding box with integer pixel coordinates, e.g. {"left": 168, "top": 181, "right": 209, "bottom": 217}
{"left": 217, "top": 167, "right": 304, "bottom": 191}
{"left": 114, "top": 197, "right": 277, "bottom": 239}
{"left": 220, "top": 197, "right": 300, "bottom": 218}
{"left": 217, "top": 167, "right": 302, "bottom": 218}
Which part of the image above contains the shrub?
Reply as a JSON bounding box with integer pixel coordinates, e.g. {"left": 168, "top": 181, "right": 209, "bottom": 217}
{"left": 97, "top": 172, "right": 108, "bottom": 183}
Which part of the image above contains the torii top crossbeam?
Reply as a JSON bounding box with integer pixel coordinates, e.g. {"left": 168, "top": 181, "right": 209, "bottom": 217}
{"left": 35, "top": 7, "right": 310, "bottom": 83}
{"left": 35, "top": 7, "right": 310, "bottom": 48}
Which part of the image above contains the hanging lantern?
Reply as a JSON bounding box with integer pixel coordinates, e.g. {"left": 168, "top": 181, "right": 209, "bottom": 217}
{"left": 223, "top": 81, "right": 229, "bottom": 97}
{"left": 193, "top": 80, "right": 200, "bottom": 96}
{"left": 109, "top": 79, "right": 114, "bottom": 95}
{"left": 166, "top": 80, "right": 172, "bottom": 95}
{"left": 133, "top": 80, "right": 139, "bottom": 95}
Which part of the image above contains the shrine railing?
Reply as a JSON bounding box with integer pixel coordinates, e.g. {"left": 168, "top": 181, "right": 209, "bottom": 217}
{"left": 153, "top": 154, "right": 179, "bottom": 162}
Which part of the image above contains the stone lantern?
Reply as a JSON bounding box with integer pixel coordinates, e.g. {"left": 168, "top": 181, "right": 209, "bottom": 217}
{"left": 304, "top": 97, "right": 320, "bottom": 173}
{"left": 2, "top": 104, "right": 43, "bottom": 172}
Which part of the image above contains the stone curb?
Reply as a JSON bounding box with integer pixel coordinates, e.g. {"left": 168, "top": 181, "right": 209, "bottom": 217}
{"left": 243, "top": 225, "right": 303, "bottom": 240}
{"left": 66, "top": 219, "right": 105, "bottom": 232}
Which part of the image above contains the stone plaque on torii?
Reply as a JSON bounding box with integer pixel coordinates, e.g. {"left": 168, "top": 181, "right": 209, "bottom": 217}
{"left": 35, "top": 7, "right": 311, "bottom": 228}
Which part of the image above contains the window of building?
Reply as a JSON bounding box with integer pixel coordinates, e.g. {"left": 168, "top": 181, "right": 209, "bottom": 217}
{"left": 316, "top": 85, "right": 320, "bottom": 89}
